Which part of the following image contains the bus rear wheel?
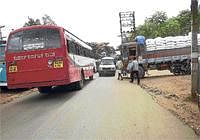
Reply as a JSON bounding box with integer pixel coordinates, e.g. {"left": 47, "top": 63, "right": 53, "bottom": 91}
{"left": 89, "top": 75, "right": 93, "bottom": 80}
{"left": 38, "top": 86, "right": 52, "bottom": 93}
{"left": 76, "top": 74, "right": 84, "bottom": 90}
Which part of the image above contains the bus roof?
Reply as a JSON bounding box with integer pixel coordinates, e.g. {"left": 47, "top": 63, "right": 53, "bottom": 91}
{"left": 64, "top": 29, "right": 92, "bottom": 50}
{"left": 8, "top": 25, "right": 92, "bottom": 51}
{"left": 9, "top": 25, "right": 62, "bottom": 35}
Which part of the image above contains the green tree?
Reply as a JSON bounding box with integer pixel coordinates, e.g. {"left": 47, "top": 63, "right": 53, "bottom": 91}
{"left": 136, "top": 9, "right": 200, "bottom": 38}
{"left": 176, "top": 10, "right": 191, "bottom": 35}
{"left": 136, "top": 11, "right": 168, "bottom": 39}
{"left": 24, "top": 17, "right": 41, "bottom": 27}
{"left": 137, "top": 23, "right": 156, "bottom": 39}
{"left": 160, "top": 17, "right": 181, "bottom": 37}
{"left": 42, "top": 14, "right": 57, "bottom": 25}
{"left": 146, "top": 11, "right": 168, "bottom": 25}
{"left": 24, "top": 15, "right": 57, "bottom": 27}
{"left": 87, "top": 42, "right": 115, "bottom": 59}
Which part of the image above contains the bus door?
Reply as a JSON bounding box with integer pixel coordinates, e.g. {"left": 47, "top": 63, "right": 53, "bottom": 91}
{"left": 66, "top": 39, "right": 78, "bottom": 81}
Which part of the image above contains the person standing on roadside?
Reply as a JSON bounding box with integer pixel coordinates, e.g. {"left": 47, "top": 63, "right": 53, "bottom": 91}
{"left": 116, "top": 59, "right": 123, "bottom": 80}
{"left": 135, "top": 35, "right": 145, "bottom": 57}
{"left": 130, "top": 57, "right": 140, "bottom": 85}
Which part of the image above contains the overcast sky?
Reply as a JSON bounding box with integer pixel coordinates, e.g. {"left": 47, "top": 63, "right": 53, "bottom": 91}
{"left": 1, "top": 0, "right": 191, "bottom": 47}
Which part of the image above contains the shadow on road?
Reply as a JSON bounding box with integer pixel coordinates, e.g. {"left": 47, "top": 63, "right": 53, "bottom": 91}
{"left": 1, "top": 88, "right": 30, "bottom": 94}
{"left": 14, "top": 79, "right": 94, "bottom": 103}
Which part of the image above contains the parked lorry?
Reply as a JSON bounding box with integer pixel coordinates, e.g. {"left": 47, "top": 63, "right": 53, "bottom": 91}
{"left": 120, "top": 34, "right": 200, "bottom": 78}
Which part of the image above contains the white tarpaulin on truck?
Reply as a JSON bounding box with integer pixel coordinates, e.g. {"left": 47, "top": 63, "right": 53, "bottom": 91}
{"left": 146, "top": 34, "right": 200, "bottom": 51}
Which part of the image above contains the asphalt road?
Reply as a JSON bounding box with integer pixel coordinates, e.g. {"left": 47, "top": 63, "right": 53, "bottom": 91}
{"left": 0, "top": 74, "right": 198, "bottom": 140}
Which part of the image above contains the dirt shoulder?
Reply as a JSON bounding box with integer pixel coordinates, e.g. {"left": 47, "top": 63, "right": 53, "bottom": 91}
{"left": 141, "top": 70, "right": 200, "bottom": 136}
{"left": 0, "top": 88, "right": 37, "bottom": 104}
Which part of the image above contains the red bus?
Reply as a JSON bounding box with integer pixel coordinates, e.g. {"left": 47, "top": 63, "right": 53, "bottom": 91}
{"left": 6, "top": 25, "right": 95, "bottom": 93}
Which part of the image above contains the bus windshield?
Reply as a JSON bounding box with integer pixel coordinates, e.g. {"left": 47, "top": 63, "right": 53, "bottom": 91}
{"left": 7, "top": 28, "right": 60, "bottom": 52}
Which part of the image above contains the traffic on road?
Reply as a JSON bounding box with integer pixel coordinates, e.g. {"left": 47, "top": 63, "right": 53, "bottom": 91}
{"left": 0, "top": 1, "right": 200, "bottom": 139}
{"left": 0, "top": 74, "right": 198, "bottom": 140}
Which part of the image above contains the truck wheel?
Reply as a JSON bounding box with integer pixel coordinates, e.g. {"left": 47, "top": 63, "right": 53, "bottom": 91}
{"left": 38, "top": 86, "right": 52, "bottom": 93}
{"left": 139, "top": 66, "right": 145, "bottom": 78}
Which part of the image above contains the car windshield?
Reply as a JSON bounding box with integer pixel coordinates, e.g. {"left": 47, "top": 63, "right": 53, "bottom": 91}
{"left": 7, "top": 28, "right": 60, "bottom": 52}
{"left": 101, "top": 59, "right": 114, "bottom": 65}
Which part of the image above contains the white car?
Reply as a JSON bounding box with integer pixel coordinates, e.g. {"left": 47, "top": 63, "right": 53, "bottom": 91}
{"left": 98, "top": 57, "right": 116, "bottom": 76}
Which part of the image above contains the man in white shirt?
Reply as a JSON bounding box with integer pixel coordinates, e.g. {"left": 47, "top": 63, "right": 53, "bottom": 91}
{"left": 130, "top": 57, "right": 140, "bottom": 85}
{"left": 116, "top": 60, "right": 123, "bottom": 80}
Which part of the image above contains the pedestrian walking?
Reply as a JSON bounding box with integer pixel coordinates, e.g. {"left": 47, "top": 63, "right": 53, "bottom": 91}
{"left": 135, "top": 35, "right": 145, "bottom": 57}
{"left": 116, "top": 59, "right": 123, "bottom": 80}
{"left": 130, "top": 57, "right": 140, "bottom": 85}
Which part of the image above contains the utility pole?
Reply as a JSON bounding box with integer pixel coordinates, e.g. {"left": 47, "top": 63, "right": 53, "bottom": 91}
{"left": 0, "top": 25, "right": 5, "bottom": 40}
{"left": 191, "top": 0, "right": 199, "bottom": 98}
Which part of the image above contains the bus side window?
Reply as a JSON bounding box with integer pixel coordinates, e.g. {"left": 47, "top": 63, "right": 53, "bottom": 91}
{"left": 66, "top": 39, "right": 69, "bottom": 53}
{"left": 87, "top": 49, "right": 89, "bottom": 57}
{"left": 89, "top": 50, "right": 93, "bottom": 58}
{"left": 75, "top": 44, "right": 79, "bottom": 55}
{"left": 79, "top": 45, "right": 83, "bottom": 56}
{"left": 67, "top": 40, "right": 75, "bottom": 54}
{"left": 83, "top": 48, "right": 86, "bottom": 57}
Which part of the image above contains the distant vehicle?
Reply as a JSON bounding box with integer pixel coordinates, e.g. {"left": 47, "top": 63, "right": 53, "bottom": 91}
{"left": 6, "top": 25, "right": 95, "bottom": 93}
{"left": 0, "top": 40, "right": 7, "bottom": 90}
{"left": 98, "top": 57, "right": 116, "bottom": 76}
